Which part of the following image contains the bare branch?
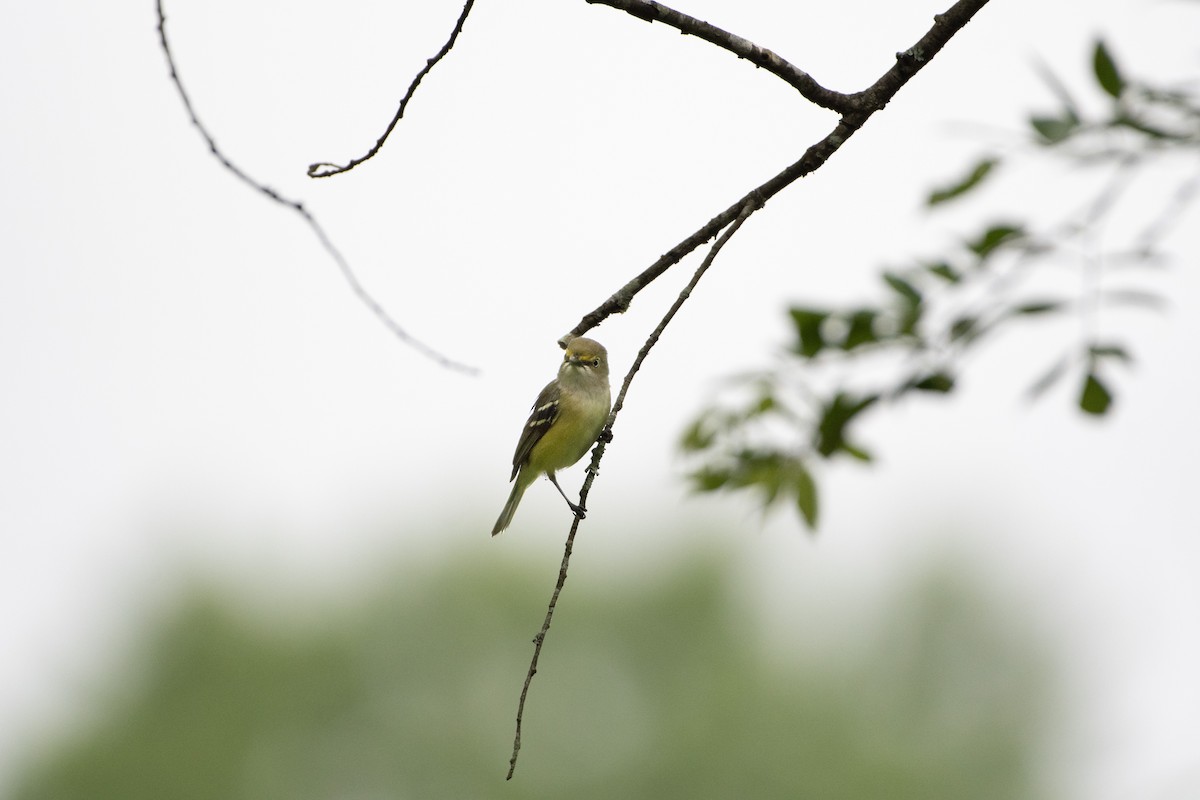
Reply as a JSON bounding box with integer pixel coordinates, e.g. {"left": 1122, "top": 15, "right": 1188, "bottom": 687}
{"left": 585, "top": 0, "right": 854, "bottom": 111}
{"left": 155, "top": 0, "right": 476, "bottom": 373}
{"left": 569, "top": 0, "right": 992, "bottom": 340}
{"left": 1133, "top": 156, "right": 1200, "bottom": 253}
{"left": 506, "top": 200, "right": 757, "bottom": 781}
{"left": 505, "top": 0, "right": 992, "bottom": 768}
{"left": 308, "top": 0, "right": 477, "bottom": 179}
{"left": 847, "top": 0, "right": 992, "bottom": 109}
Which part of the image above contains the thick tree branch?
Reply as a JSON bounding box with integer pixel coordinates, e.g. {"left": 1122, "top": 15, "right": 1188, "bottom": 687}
{"left": 569, "top": 0, "right": 992, "bottom": 340}
{"left": 308, "top": 0, "right": 477, "bottom": 178}
{"left": 585, "top": 0, "right": 854, "bottom": 112}
{"left": 846, "top": 0, "right": 991, "bottom": 109}
{"left": 506, "top": 200, "right": 757, "bottom": 781}
{"left": 154, "top": 0, "right": 475, "bottom": 373}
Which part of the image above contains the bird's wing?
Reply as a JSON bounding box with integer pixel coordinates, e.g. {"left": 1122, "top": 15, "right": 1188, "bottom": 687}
{"left": 510, "top": 380, "right": 560, "bottom": 481}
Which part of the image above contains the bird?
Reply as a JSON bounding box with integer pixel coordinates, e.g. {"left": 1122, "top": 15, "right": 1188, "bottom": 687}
{"left": 492, "top": 337, "right": 612, "bottom": 536}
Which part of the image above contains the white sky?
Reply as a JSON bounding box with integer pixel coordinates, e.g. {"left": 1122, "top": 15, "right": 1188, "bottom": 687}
{"left": 2, "top": 0, "right": 1198, "bottom": 796}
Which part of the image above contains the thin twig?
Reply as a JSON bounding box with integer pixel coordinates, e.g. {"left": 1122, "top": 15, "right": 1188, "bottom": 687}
{"left": 585, "top": 0, "right": 853, "bottom": 111}
{"left": 503, "top": 0, "right": 993, "bottom": 774}
{"left": 1133, "top": 155, "right": 1200, "bottom": 253}
{"left": 568, "top": 0, "right": 992, "bottom": 340}
{"left": 308, "top": 0, "right": 477, "bottom": 178}
{"left": 154, "top": 0, "right": 476, "bottom": 373}
{"left": 506, "top": 200, "right": 758, "bottom": 780}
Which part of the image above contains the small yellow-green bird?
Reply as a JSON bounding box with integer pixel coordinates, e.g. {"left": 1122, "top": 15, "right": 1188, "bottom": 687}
{"left": 492, "top": 337, "right": 612, "bottom": 536}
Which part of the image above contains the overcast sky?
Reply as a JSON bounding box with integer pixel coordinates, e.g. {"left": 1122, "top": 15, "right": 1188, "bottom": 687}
{"left": 2, "top": 0, "right": 1198, "bottom": 796}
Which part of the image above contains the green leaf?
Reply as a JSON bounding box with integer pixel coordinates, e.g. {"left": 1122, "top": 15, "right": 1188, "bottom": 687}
{"left": 1079, "top": 372, "right": 1113, "bottom": 416}
{"left": 815, "top": 392, "right": 879, "bottom": 458}
{"left": 839, "top": 443, "right": 874, "bottom": 463}
{"left": 1093, "top": 40, "right": 1125, "bottom": 99}
{"left": 789, "top": 308, "right": 829, "bottom": 358}
{"left": 883, "top": 272, "right": 922, "bottom": 305}
{"left": 690, "top": 467, "right": 732, "bottom": 492}
{"left": 926, "top": 261, "right": 961, "bottom": 283}
{"left": 967, "top": 224, "right": 1025, "bottom": 259}
{"left": 896, "top": 302, "right": 924, "bottom": 338}
{"left": 680, "top": 418, "right": 716, "bottom": 452}
{"left": 748, "top": 455, "right": 785, "bottom": 505}
{"left": 791, "top": 461, "right": 818, "bottom": 528}
{"left": 1030, "top": 114, "right": 1079, "bottom": 144}
{"left": 1010, "top": 300, "right": 1063, "bottom": 316}
{"left": 751, "top": 393, "right": 776, "bottom": 415}
{"left": 909, "top": 371, "right": 955, "bottom": 393}
{"left": 842, "top": 310, "right": 878, "bottom": 350}
{"left": 949, "top": 316, "right": 979, "bottom": 343}
{"left": 927, "top": 158, "right": 998, "bottom": 206}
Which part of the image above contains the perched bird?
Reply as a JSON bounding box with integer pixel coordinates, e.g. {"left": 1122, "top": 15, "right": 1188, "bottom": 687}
{"left": 492, "top": 337, "right": 612, "bottom": 536}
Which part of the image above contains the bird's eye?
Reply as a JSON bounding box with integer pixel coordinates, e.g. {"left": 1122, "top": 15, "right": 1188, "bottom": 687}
{"left": 591, "top": 358, "right": 600, "bottom": 367}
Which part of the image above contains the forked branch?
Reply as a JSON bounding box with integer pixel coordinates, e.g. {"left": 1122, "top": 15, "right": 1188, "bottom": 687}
{"left": 506, "top": 200, "right": 758, "bottom": 780}
{"left": 568, "top": 0, "right": 992, "bottom": 340}
{"left": 506, "top": 0, "right": 992, "bottom": 777}
{"left": 585, "top": 0, "right": 855, "bottom": 111}
{"left": 154, "top": 0, "right": 476, "bottom": 372}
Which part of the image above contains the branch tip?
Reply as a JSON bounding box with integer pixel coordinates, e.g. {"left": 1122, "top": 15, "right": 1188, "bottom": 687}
{"left": 588, "top": 0, "right": 854, "bottom": 111}
{"left": 154, "top": 0, "right": 476, "bottom": 373}
{"left": 308, "top": 0, "right": 477, "bottom": 178}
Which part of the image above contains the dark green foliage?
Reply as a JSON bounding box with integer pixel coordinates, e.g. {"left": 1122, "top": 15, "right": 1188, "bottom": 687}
{"left": 842, "top": 309, "right": 880, "bottom": 351}
{"left": 788, "top": 307, "right": 829, "bottom": 357}
{"left": 683, "top": 35, "right": 1196, "bottom": 529}
{"left": 925, "top": 261, "right": 961, "bottom": 283}
{"left": 792, "top": 461, "right": 819, "bottom": 526}
{"left": 1009, "top": 301, "right": 1063, "bottom": 316}
{"left": 883, "top": 271, "right": 923, "bottom": 305}
{"left": 815, "top": 392, "right": 879, "bottom": 459}
{"left": 905, "top": 372, "right": 955, "bottom": 394}
{"left": 966, "top": 224, "right": 1026, "bottom": 259}
{"left": 1092, "top": 40, "right": 1125, "bottom": 99}
{"left": 682, "top": 391, "right": 821, "bottom": 525}
{"left": 1079, "top": 372, "right": 1113, "bottom": 416}
{"left": 1031, "top": 38, "right": 1198, "bottom": 150}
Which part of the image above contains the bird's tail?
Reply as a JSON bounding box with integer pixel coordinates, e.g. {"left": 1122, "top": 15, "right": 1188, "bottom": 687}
{"left": 492, "top": 478, "right": 528, "bottom": 536}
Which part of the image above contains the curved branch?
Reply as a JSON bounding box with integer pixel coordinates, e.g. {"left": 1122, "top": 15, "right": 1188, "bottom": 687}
{"left": 505, "top": 0, "right": 996, "bottom": 777}
{"left": 506, "top": 200, "right": 757, "bottom": 781}
{"left": 569, "top": 0, "right": 992, "bottom": 339}
{"left": 586, "top": 0, "right": 854, "bottom": 111}
{"left": 307, "top": 0, "right": 477, "bottom": 179}
{"left": 154, "top": 0, "right": 476, "bottom": 373}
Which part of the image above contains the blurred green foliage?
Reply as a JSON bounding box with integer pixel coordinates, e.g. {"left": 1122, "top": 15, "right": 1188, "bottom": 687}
{"left": 12, "top": 550, "right": 1050, "bottom": 799}
{"left": 684, "top": 36, "right": 1199, "bottom": 528}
